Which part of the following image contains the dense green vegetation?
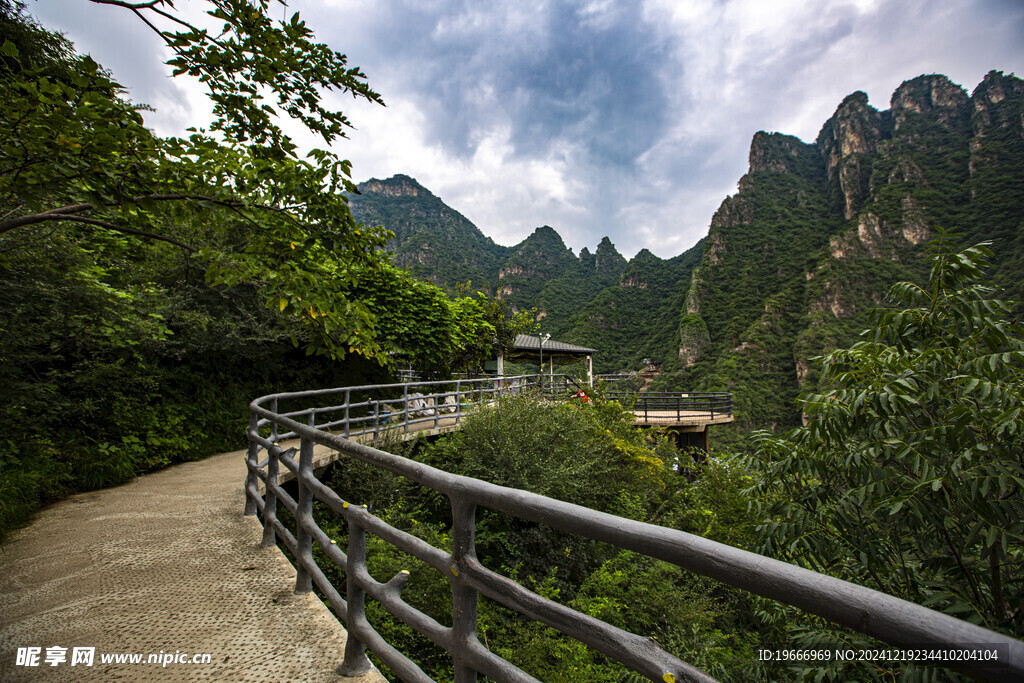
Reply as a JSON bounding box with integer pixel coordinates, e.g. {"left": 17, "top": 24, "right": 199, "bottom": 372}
{"left": 315, "top": 393, "right": 785, "bottom": 681}
{"left": 528, "top": 237, "right": 624, "bottom": 339}
{"left": 649, "top": 73, "right": 1023, "bottom": 449}
{"left": 747, "top": 236, "right": 1024, "bottom": 678}
{"left": 0, "top": 1, "right": 526, "bottom": 539}
{"left": 650, "top": 151, "right": 853, "bottom": 448}
{"left": 565, "top": 243, "right": 704, "bottom": 371}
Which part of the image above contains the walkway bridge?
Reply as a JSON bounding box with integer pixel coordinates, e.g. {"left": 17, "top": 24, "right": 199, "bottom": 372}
{"left": 267, "top": 375, "right": 733, "bottom": 479}
{"left": 246, "top": 375, "right": 1023, "bottom": 682}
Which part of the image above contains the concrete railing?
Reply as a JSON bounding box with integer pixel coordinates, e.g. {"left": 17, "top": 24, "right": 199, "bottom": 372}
{"left": 244, "top": 377, "right": 1023, "bottom": 682}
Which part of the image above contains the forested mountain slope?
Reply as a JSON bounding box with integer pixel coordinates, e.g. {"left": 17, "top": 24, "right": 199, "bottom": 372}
{"left": 349, "top": 175, "right": 508, "bottom": 289}
{"left": 350, "top": 176, "right": 706, "bottom": 370}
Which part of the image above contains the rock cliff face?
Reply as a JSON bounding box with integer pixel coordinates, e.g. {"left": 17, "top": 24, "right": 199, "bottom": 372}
{"left": 890, "top": 74, "right": 970, "bottom": 131}
{"left": 748, "top": 132, "right": 822, "bottom": 178}
{"left": 359, "top": 174, "right": 426, "bottom": 197}
{"left": 817, "top": 91, "right": 889, "bottom": 219}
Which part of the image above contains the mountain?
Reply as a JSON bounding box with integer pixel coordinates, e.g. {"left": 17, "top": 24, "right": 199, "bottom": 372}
{"left": 655, "top": 71, "right": 1024, "bottom": 444}
{"left": 348, "top": 176, "right": 640, "bottom": 339}
{"left": 562, "top": 243, "right": 704, "bottom": 372}
{"left": 349, "top": 174, "right": 507, "bottom": 290}
{"left": 350, "top": 71, "right": 1023, "bottom": 445}
{"left": 349, "top": 176, "right": 703, "bottom": 363}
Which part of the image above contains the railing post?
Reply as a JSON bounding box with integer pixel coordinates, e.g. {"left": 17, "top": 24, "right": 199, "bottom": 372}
{"left": 261, "top": 444, "right": 279, "bottom": 548}
{"left": 455, "top": 379, "right": 462, "bottom": 425}
{"left": 244, "top": 410, "right": 259, "bottom": 516}
{"left": 339, "top": 514, "right": 372, "bottom": 677}
{"left": 403, "top": 384, "right": 410, "bottom": 434}
{"left": 270, "top": 397, "right": 278, "bottom": 443}
{"left": 344, "top": 390, "right": 351, "bottom": 438}
{"left": 372, "top": 400, "right": 379, "bottom": 441}
{"left": 434, "top": 389, "right": 441, "bottom": 430}
{"left": 294, "top": 437, "right": 314, "bottom": 594}
{"left": 451, "top": 499, "right": 479, "bottom": 683}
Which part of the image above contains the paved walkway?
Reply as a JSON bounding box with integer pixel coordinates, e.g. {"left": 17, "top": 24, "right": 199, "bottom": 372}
{"left": 0, "top": 449, "right": 387, "bottom": 682}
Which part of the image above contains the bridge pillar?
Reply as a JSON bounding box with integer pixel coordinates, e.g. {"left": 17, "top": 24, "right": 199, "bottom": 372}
{"left": 665, "top": 426, "right": 709, "bottom": 455}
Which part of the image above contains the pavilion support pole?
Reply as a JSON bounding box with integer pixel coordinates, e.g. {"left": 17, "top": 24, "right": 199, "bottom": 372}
{"left": 587, "top": 354, "right": 593, "bottom": 387}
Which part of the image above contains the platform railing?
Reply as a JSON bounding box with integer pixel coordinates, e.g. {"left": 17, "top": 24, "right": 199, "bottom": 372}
{"left": 605, "top": 392, "right": 734, "bottom": 422}
{"left": 244, "top": 379, "right": 1023, "bottom": 682}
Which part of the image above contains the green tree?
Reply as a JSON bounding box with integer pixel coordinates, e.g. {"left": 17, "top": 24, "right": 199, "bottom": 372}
{"left": 1, "top": 0, "right": 391, "bottom": 359}
{"left": 349, "top": 264, "right": 528, "bottom": 377}
{"left": 748, "top": 233, "right": 1024, "bottom": 648}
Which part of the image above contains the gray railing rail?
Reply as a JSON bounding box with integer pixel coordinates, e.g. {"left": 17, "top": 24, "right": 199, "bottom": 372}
{"left": 245, "top": 378, "right": 1023, "bottom": 682}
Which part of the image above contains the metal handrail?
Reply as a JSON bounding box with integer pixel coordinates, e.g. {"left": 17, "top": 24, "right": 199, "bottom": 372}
{"left": 605, "top": 392, "right": 734, "bottom": 422}
{"left": 244, "top": 377, "right": 1022, "bottom": 682}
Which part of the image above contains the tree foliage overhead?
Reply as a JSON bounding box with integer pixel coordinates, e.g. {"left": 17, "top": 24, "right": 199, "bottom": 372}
{"left": 747, "top": 234, "right": 1024, "bottom": 658}
{"left": 0, "top": 0, "right": 399, "bottom": 359}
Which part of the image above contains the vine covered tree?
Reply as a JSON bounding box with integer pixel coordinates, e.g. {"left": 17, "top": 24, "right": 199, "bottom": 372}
{"left": 0, "top": 1, "right": 528, "bottom": 538}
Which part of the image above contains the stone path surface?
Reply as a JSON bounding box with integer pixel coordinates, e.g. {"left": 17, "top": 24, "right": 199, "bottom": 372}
{"left": 0, "top": 449, "right": 387, "bottom": 682}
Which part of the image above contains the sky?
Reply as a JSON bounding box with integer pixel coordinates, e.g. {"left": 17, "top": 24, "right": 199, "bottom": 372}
{"left": 28, "top": 0, "right": 1024, "bottom": 259}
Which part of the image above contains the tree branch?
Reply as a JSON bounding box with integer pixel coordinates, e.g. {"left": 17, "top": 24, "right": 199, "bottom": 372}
{"left": 1, "top": 192, "right": 308, "bottom": 237}
{"left": 0, "top": 204, "right": 93, "bottom": 233}
{"left": 6, "top": 212, "right": 196, "bottom": 252}
{"left": 87, "top": 0, "right": 163, "bottom": 8}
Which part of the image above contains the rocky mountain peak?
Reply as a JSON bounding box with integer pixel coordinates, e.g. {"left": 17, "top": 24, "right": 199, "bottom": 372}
{"left": 970, "top": 70, "right": 1024, "bottom": 136}
{"left": 816, "top": 90, "right": 888, "bottom": 219}
{"left": 358, "top": 174, "right": 431, "bottom": 198}
{"left": 748, "top": 132, "right": 825, "bottom": 186}
{"left": 890, "top": 74, "right": 969, "bottom": 131}
{"left": 594, "top": 237, "right": 626, "bottom": 276}
{"left": 748, "top": 132, "right": 810, "bottom": 173}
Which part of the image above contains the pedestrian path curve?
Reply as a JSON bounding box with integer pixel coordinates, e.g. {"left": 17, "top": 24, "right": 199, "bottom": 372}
{"left": 0, "top": 449, "right": 386, "bottom": 682}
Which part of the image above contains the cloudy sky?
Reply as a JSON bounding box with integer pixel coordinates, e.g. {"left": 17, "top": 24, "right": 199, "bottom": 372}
{"left": 30, "top": 0, "right": 1024, "bottom": 259}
